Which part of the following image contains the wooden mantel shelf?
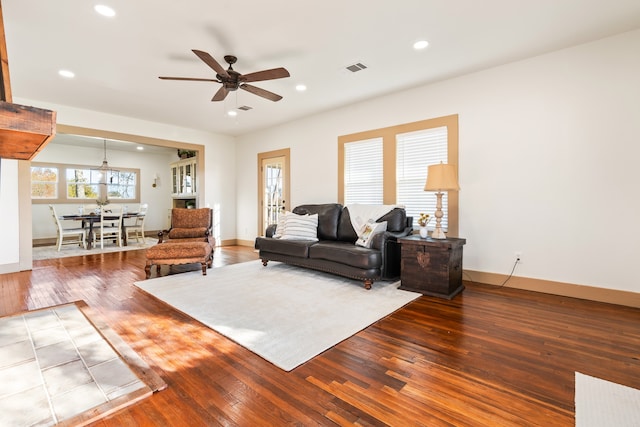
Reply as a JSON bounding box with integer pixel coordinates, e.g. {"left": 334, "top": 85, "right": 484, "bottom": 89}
{"left": 0, "top": 101, "right": 56, "bottom": 160}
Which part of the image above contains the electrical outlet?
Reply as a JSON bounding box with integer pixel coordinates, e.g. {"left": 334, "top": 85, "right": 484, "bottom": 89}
{"left": 515, "top": 251, "right": 523, "bottom": 263}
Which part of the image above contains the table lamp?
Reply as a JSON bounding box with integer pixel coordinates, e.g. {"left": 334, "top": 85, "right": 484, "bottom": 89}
{"left": 424, "top": 162, "right": 459, "bottom": 239}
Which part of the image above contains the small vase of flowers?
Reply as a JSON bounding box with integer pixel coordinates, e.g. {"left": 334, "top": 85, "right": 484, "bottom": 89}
{"left": 417, "top": 213, "right": 431, "bottom": 238}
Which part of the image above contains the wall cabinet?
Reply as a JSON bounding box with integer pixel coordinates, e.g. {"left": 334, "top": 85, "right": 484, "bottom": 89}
{"left": 170, "top": 157, "right": 197, "bottom": 208}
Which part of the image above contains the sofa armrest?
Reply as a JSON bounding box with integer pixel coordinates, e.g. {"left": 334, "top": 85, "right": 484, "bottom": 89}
{"left": 371, "top": 226, "right": 413, "bottom": 250}
{"left": 371, "top": 224, "right": 413, "bottom": 280}
{"left": 265, "top": 224, "right": 278, "bottom": 238}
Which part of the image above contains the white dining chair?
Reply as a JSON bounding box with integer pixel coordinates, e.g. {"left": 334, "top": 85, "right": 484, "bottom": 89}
{"left": 95, "top": 206, "right": 123, "bottom": 249}
{"left": 49, "top": 205, "right": 87, "bottom": 251}
{"left": 125, "top": 203, "right": 148, "bottom": 244}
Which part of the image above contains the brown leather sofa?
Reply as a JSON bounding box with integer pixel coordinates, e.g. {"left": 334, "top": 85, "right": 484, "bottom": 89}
{"left": 254, "top": 203, "right": 413, "bottom": 289}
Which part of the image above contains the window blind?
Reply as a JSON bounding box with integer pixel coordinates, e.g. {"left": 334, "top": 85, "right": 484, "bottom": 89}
{"left": 396, "top": 126, "right": 448, "bottom": 229}
{"left": 344, "top": 137, "right": 383, "bottom": 205}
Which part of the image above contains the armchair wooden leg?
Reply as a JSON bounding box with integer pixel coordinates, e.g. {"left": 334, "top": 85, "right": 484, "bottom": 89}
{"left": 145, "top": 264, "right": 151, "bottom": 279}
{"left": 201, "top": 262, "right": 207, "bottom": 275}
{"left": 363, "top": 279, "right": 373, "bottom": 290}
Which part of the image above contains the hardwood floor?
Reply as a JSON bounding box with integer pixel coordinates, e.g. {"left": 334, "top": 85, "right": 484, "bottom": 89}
{"left": 2, "top": 247, "right": 639, "bottom": 426}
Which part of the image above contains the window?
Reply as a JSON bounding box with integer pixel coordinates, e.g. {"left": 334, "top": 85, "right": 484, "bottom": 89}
{"left": 396, "top": 126, "right": 449, "bottom": 229}
{"left": 31, "top": 162, "right": 140, "bottom": 204}
{"left": 344, "top": 137, "right": 383, "bottom": 205}
{"left": 107, "top": 170, "right": 137, "bottom": 199}
{"left": 65, "top": 168, "right": 137, "bottom": 201}
{"left": 31, "top": 166, "right": 59, "bottom": 199}
{"left": 66, "top": 168, "right": 100, "bottom": 199}
{"left": 338, "top": 115, "right": 459, "bottom": 235}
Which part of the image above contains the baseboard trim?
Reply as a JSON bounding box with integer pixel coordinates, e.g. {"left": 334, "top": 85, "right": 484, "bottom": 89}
{"left": 0, "top": 262, "right": 21, "bottom": 274}
{"left": 464, "top": 269, "right": 640, "bottom": 309}
{"left": 225, "top": 239, "right": 254, "bottom": 247}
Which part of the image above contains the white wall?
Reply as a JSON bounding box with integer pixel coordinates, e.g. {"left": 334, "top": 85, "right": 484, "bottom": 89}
{"left": 236, "top": 29, "right": 640, "bottom": 294}
{"left": 0, "top": 159, "right": 20, "bottom": 271}
{"left": 31, "top": 143, "right": 175, "bottom": 239}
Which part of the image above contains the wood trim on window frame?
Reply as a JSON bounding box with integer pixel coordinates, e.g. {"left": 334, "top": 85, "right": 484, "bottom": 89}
{"left": 338, "top": 114, "right": 459, "bottom": 237}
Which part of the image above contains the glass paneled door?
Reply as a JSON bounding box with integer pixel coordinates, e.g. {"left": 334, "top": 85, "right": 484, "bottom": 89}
{"left": 258, "top": 149, "right": 290, "bottom": 236}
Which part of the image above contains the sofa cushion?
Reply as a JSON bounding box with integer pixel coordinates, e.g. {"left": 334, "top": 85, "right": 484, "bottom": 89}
{"left": 168, "top": 227, "right": 208, "bottom": 239}
{"left": 255, "top": 237, "right": 315, "bottom": 258}
{"left": 292, "top": 204, "right": 342, "bottom": 241}
{"left": 337, "top": 207, "right": 359, "bottom": 243}
{"left": 309, "top": 241, "right": 382, "bottom": 270}
{"left": 146, "top": 241, "right": 211, "bottom": 260}
{"left": 338, "top": 206, "right": 407, "bottom": 240}
{"left": 378, "top": 208, "right": 407, "bottom": 232}
{"left": 171, "top": 208, "right": 211, "bottom": 228}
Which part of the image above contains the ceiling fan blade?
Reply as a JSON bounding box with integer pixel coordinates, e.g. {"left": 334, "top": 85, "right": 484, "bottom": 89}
{"left": 241, "top": 67, "right": 290, "bottom": 83}
{"left": 192, "top": 49, "right": 229, "bottom": 78}
{"left": 159, "top": 76, "right": 220, "bottom": 82}
{"left": 240, "top": 84, "right": 283, "bottom": 102}
{"left": 212, "top": 86, "right": 229, "bottom": 101}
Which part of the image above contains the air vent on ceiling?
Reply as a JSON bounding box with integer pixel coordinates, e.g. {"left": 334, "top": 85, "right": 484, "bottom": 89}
{"left": 238, "top": 105, "right": 252, "bottom": 111}
{"left": 346, "top": 63, "right": 368, "bottom": 73}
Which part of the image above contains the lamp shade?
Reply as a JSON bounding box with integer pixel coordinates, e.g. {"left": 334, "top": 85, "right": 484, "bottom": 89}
{"left": 424, "top": 162, "right": 460, "bottom": 191}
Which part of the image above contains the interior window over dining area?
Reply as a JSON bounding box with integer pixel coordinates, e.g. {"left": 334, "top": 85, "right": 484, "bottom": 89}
{"left": 31, "top": 162, "right": 141, "bottom": 204}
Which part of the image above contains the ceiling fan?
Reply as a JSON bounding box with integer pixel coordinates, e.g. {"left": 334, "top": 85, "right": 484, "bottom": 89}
{"left": 159, "top": 50, "right": 290, "bottom": 102}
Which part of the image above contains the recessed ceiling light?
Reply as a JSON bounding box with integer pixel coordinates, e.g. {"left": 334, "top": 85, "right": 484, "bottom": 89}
{"left": 227, "top": 110, "right": 238, "bottom": 117}
{"left": 413, "top": 40, "right": 429, "bottom": 50}
{"left": 58, "top": 69, "right": 75, "bottom": 78}
{"left": 136, "top": 146, "right": 144, "bottom": 151}
{"left": 94, "top": 5, "right": 116, "bottom": 17}
{"left": 295, "top": 84, "right": 307, "bottom": 92}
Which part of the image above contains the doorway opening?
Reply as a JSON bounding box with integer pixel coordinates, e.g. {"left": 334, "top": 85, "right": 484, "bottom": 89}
{"left": 257, "top": 148, "right": 290, "bottom": 236}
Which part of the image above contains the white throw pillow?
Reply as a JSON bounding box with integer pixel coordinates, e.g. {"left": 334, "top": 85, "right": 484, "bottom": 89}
{"left": 272, "top": 211, "right": 289, "bottom": 238}
{"left": 355, "top": 220, "right": 387, "bottom": 248}
{"left": 280, "top": 212, "right": 319, "bottom": 241}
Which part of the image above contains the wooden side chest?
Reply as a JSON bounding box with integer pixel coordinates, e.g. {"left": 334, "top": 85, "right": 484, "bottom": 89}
{"left": 398, "top": 235, "right": 466, "bottom": 299}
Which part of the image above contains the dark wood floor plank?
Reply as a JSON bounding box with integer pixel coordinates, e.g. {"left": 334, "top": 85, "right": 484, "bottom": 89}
{"left": 0, "top": 246, "right": 638, "bottom": 426}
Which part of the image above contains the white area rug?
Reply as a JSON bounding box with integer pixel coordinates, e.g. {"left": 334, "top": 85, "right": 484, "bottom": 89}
{"left": 134, "top": 261, "right": 421, "bottom": 371}
{"left": 575, "top": 372, "right": 640, "bottom": 427}
{"left": 33, "top": 238, "right": 157, "bottom": 261}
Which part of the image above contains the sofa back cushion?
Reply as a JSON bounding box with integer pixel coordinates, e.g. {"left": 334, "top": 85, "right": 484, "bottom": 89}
{"left": 292, "top": 204, "right": 342, "bottom": 241}
{"left": 378, "top": 208, "right": 407, "bottom": 232}
{"left": 337, "top": 206, "right": 407, "bottom": 242}
{"left": 171, "top": 208, "right": 211, "bottom": 229}
{"left": 337, "top": 208, "right": 359, "bottom": 242}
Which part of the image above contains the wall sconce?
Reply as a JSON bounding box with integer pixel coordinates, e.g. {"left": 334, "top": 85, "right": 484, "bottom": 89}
{"left": 152, "top": 173, "right": 159, "bottom": 188}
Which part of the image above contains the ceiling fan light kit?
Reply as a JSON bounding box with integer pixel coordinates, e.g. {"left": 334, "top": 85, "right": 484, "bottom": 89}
{"left": 160, "top": 50, "right": 290, "bottom": 103}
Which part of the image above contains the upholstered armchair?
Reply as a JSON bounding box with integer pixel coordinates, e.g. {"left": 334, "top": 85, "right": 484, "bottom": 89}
{"left": 158, "top": 207, "right": 215, "bottom": 246}
{"left": 145, "top": 208, "right": 215, "bottom": 278}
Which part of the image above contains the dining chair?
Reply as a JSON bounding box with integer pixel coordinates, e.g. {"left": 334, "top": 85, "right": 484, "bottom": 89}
{"left": 125, "top": 203, "right": 148, "bottom": 244}
{"left": 49, "top": 205, "right": 87, "bottom": 251}
{"left": 95, "top": 206, "right": 123, "bottom": 249}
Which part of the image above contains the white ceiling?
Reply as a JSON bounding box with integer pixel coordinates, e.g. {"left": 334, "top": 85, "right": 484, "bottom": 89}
{"left": 4, "top": 0, "right": 640, "bottom": 141}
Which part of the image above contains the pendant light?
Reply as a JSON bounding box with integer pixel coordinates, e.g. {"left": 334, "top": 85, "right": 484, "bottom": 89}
{"left": 93, "top": 139, "right": 119, "bottom": 175}
{"left": 92, "top": 139, "right": 118, "bottom": 205}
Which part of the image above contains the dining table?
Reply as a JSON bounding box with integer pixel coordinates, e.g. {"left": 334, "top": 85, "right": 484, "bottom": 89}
{"left": 60, "top": 212, "right": 144, "bottom": 249}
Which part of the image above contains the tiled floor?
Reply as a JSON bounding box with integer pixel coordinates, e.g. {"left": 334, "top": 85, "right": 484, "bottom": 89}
{"left": 0, "top": 304, "right": 148, "bottom": 426}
